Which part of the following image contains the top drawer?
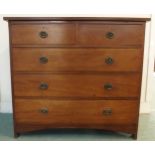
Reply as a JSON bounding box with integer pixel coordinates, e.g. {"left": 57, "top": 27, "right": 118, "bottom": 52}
{"left": 78, "top": 23, "right": 145, "bottom": 46}
{"left": 10, "top": 22, "right": 145, "bottom": 46}
{"left": 10, "top": 23, "right": 76, "bottom": 45}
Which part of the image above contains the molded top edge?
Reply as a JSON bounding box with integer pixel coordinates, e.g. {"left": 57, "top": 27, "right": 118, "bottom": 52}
{"left": 3, "top": 17, "right": 151, "bottom": 22}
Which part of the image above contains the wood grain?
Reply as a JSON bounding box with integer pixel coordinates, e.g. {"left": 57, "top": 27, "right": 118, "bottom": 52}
{"left": 4, "top": 17, "right": 147, "bottom": 138}
{"left": 3, "top": 17, "right": 151, "bottom": 21}
{"left": 11, "top": 23, "right": 76, "bottom": 45}
{"left": 78, "top": 23, "right": 145, "bottom": 46}
{"left": 12, "top": 48, "right": 143, "bottom": 72}
{"left": 15, "top": 99, "right": 139, "bottom": 126}
{"left": 13, "top": 74, "right": 141, "bottom": 98}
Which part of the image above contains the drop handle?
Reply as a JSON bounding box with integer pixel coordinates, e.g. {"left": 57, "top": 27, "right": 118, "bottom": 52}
{"left": 102, "top": 108, "right": 112, "bottom": 116}
{"left": 105, "top": 57, "right": 114, "bottom": 65}
{"left": 39, "top": 31, "right": 48, "bottom": 38}
{"left": 104, "top": 83, "right": 113, "bottom": 90}
{"left": 39, "top": 82, "right": 48, "bottom": 90}
{"left": 39, "top": 108, "right": 48, "bottom": 114}
{"left": 39, "top": 56, "right": 48, "bottom": 64}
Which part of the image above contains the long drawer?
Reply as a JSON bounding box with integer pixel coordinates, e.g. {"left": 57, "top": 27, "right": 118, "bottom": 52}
{"left": 12, "top": 48, "right": 142, "bottom": 72}
{"left": 13, "top": 74, "right": 140, "bottom": 98}
{"left": 15, "top": 99, "right": 139, "bottom": 126}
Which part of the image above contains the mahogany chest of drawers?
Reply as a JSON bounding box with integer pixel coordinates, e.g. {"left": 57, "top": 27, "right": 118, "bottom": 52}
{"left": 4, "top": 17, "right": 150, "bottom": 139}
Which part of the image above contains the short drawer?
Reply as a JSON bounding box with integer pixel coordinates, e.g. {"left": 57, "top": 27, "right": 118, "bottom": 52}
{"left": 12, "top": 48, "right": 142, "bottom": 72}
{"left": 11, "top": 23, "right": 76, "bottom": 45}
{"left": 15, "top": 99, "right": 138, "bottom": 126}
{"left": 13, "top": 74, "right": 140, "bottom": 98}
{"left": 78, "top": 23, "right": 145, "bottom": 46}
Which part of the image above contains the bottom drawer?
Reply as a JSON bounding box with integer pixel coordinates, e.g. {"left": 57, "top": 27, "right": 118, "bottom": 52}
{"left": 14, "top": 99, "right": 139, "bottom": 127}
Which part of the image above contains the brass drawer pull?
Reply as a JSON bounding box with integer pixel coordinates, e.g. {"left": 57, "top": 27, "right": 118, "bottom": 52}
{"left": 105, "top": 57, "right": 114, "bottom": 65}
{"left": 104, "top": 83, "right": 113, "bottom": 90}
{"left": 102, "top": 108, "right": 112, "bottom": 116}
{"left": 39, "top": 108, "right": 48, "bottom": 114}
{"left": 39, "top": 56, "right": 48, "bottom": 64}
{"left": 106, "top": 32, "right": 114, "bottom": 39}
{"left": 39, "top": 31, "right": 48, "bottom": 38}
{"left": 39, "top": 82, "right": 48, "bottom": 90}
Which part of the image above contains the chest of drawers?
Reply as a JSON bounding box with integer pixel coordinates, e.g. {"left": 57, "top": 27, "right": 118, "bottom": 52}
{"left": 4, "top": 17, "right": 150, "bottom": 139}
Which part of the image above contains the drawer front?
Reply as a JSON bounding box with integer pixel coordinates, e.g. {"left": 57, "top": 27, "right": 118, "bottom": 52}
{"left": 14, "top": 74, "right": 140, "bottom": 98}
{"left": 12, "top": 48, "right": 142, "bottom": 72}
{"left": 79, "top": 23, "right": 145, "bottom": 46}
{"left": 11, "top": 23, "right": 76, "bottom": 45}
{"left": 15, "top": 99, "right": 138, "bottom": 126}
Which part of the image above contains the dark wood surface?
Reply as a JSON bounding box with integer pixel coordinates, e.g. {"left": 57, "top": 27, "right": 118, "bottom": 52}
{"left": 3, "top": 17, "right": 151, "bottom": 21}
{"left": 12, "top": 48, "right": 143, "bottom": 72}
{"left": 15, "top": 99, "right": 138, "bottom": 126}
{"left": 13, "top": 74, "right": 140, "bottom": 98}
{"left": 4, "top": 17, "right": 147, "bottom": 139}
{"left": 10, "top": 22, "right": 145, "bottom": 46}
{"left": 11, "top": 23, "right": 76, "bottom": 45}
{"left": 78, "top": 23, "right": 145, "bottom": 46}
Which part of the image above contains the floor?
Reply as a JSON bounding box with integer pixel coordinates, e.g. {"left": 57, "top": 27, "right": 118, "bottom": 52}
{"left": 0, "top": 113, "right": 155, "bottom": 141}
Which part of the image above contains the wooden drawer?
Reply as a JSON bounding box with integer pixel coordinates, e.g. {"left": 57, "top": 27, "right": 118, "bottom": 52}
{"left": 15, "top": 99, "right": 138, "bottom": 126}
{"left": 12, "top": 48, "right": 142, "bottom": 72}
{"left": 14, "top": 74, "right": 140, "bottom": 98}
{"left": 11, "top": 23, "right": 76, "bottom": 45}
{"left": 78, "top": 23, "right": 145, "bottom": 46}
